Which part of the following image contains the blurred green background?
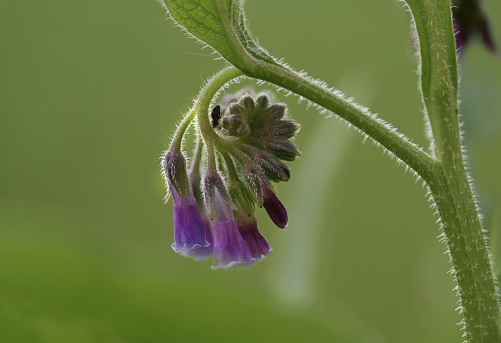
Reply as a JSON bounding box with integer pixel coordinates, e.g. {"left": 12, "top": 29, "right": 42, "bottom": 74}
{"left": 1, "top": 1, "right": 500, "bottom": 342}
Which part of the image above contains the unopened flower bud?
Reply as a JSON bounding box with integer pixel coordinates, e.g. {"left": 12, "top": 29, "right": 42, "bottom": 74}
{"left": 243, "top": 165, "right": 267, "bottom": 206}
{"left": 221, "top": 113, "right": 249, "bottom": 136}
{"left": 254, "top": 94, "right": 269, "bottom": 114}
{"left": 257, "top": 151, "right": 291, "bottom": 182}
{"left": 263, "top": 103, "right": 286, "bottom": 122}
{"left": 261, "top": 184, "right": 288, "bottom": 229}
{"left": 266, "top": 119, "right": 301, "bottom": 139}
{"left": 229, "top": 103, "right": 246, "bottom": 116}
{"left": 239, "top": 94, "right": 256, "bottom": 112}
{"left": 251, "top": 136, "right": 301, "bottom": 162}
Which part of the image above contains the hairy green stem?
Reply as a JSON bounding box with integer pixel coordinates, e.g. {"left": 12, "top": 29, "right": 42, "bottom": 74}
{"left": 229, "top": 1, "right": 500, "bottom": 340}
{"left": 246, "top": 62, "right": 438, "bottom": 183}
{"left": 189, "top": 133, "right": 204, "bottom": 178}
{"left": 194, "top": 67, "right": 243, "bottom": 173}
{"left": 165, "top": 0, "right": 500, "bottom": 339}
{"left": 216, "top": 1, "right": 501, "bottom": 339}
{"left": 405, "top": 0, "right": 501, "bottom": 341}
{"left": 243, "top": 49, "right": 500, "bottom": 343}
{"left": 213, "top": 0, "right": 436, "bottom": 181}
{"left": 171, "top": 107, "right": 197, "bottom": 152}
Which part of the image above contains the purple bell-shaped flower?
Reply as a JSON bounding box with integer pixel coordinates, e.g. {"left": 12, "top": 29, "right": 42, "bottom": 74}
{"left": 162, "top": 149, "right": 209, "bottom": 252}
{"left": 204, "top": 172, "right": 256, "bottom": 269}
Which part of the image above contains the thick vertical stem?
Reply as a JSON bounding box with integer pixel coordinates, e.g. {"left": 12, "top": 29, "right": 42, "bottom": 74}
{"left": 428, "top": 169, "right": 501, "bottom": 342}
{"left": 406, "top": 0, "right": 501, "bottom": 341}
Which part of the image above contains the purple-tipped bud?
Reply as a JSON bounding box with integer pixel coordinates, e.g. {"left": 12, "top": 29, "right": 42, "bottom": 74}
{"left": 262, "top": 184, "right": 288, "bottom": 229}
{"left": 251, "top": 150, "right": 291, "bottom": 182}
{"left": 239, "top": 94, "right": 256, "bottom": 112}
{"left": 211, "top": 186, "right": 255, "bottom": 269}
{"left": 229, "top": 114, "right": 244, "bottom": 125}
{"left": 228, "top": 103, "right": 246, "bottom": 115}
{"left": 254, "top": 94, "right": 269, "bottom": 114}
{"left": 221, "top": 113, "right": 249, "bottom": 136}
{"left": 266, "top": 119, "right": 301, "bottom": 139}
{"left": 263, "top": 103, "right": 286, "bottom": 122}
{"left": 250, "top": 136, "right": 301, "bottom": 161}
{"left": 163, "top": 149, "right": 209, "bottom": 253}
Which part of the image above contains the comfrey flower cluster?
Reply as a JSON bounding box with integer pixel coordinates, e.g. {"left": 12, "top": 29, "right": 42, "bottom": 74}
{"left": 162, "top": 91, "right": 300, "bottom": 269}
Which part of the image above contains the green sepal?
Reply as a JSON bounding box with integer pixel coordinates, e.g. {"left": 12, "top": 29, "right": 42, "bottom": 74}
{"left": 163, "top": 149, "right": 191, "bottom": 199}
{"left": 228, "top": 182, "right": 254, "bottom": 219}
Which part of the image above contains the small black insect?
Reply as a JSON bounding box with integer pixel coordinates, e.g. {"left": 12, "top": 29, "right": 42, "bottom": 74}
{"left": 211, "top": 105, "right": 221, "bottom": 128}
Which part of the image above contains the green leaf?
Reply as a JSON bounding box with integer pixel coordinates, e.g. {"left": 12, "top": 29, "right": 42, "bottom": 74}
{"left": 232, "top": 2, "right": 277, "bottom": 65}
{"left": 163, "top": 0, "right": 277, "bottom": 73}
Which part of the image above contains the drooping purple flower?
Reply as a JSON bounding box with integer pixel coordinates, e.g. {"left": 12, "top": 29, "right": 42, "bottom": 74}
{"left": 237, "top": 217, "right": 272, "bottom": 260}
{"left": 212, "top": 218, "right": 256, "bottom": 269}
{"left": 205, "top": 173, "right": 255, "bottom": 269}
{"left": 231, "top": 182, "right": 272, "bottom": 260}
{"left": 163, "top": 149, "right": 209, "bottom": 252}
{"left": 181, "top": 208, "right": 214, "bottom": 260}
{"left": 181, "top": 166, "right": 215, "bottom": 260}
{"left": 261, "top": 183, "right": 288, "bottom": 229}
{"left": 170, "top": 185, "right": 209, "bottom": 253}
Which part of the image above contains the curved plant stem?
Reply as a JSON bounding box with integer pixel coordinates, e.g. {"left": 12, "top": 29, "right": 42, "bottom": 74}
{"left": 171, "top": 107, "right": 197, "bottom": 152}
{"left": 229, "top": 1, "right": 500, "bottom": 340}
{"left": 189, "top": 132, "right": 204, "bottom": 178}
{"left": 212, "top": 1, "right": 501, "bottom": 339}
{"left": 165, "top": 1, "right": 501, "bottom": 338}
{"left": 242, "top": 52, "right": 500, "bottom": 343}
{"left": 246, "top": 62, "right": 438, "bottom": 183}
{"left": 194, "top": 67, "right": 243, "bottom": 173}
{"left": 212, "top": 0, "right": 437, "bottom": 182}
